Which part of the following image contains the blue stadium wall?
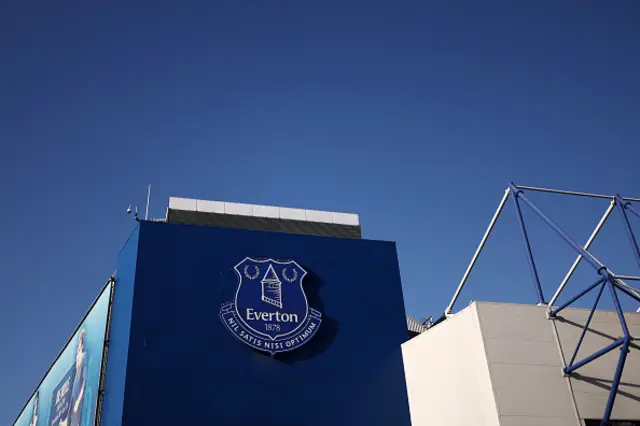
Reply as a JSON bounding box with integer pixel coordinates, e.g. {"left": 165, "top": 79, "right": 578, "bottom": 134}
{"left": 101, "top": 224, "right": 139, "bottom": 426}
{"left": 107, "top": 220, "right": 411, "bottom": 426}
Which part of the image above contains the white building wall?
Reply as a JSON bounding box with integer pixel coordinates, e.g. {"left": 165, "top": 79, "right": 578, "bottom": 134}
{"left": 402, "top": 304, "right": 500, "bottom": 426}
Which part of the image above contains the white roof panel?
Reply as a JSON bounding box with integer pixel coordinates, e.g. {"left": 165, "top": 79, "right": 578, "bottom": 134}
{"left": 167, "top": 197, "right": 360, "bottom": 226}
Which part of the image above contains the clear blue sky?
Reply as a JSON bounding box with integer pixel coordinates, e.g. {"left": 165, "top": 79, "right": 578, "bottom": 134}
{"left": 2, "top": 1, "right": 640, "bottom": 423}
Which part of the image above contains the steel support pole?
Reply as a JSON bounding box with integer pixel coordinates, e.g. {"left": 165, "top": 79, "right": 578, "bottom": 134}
{"left": 145, "top": 184, "right": 151, "bottom": 221}
{"left": 564, "top": 248, "right": 636, "bottom": 293}
{"left": 511, "top": 185, "right": 604, "bottom": 272}
{"left": 624, "top": 202, "right": 640, "bottom": 219}
{"left": 613, "top": 280, "right": 640, "bottom": 303}
{"left": 514, "top": 185, "right": 613, "bottom": 200}
{"left": 515, "top": 185, "right": 640, "bottom": 202}
{"left": 562, "top": 248, "right": 637, "bottom": 301}
{"left": 549, "top": 201, "right": 614, "bottom": 308}
{"left": 615, "top": 195, "right": 640, "bottom": 270}
{"left": 567, "top": 281, "right": 606, "bottom": 367}
{"left": 510, "top": 185, "right": 545, "bottom": 304}
{"left": 549, "top": 277, "right": 604, "bottom": 317}
{"left": 601, "top": 339, "right": 631, "bottom": 426}
{"left": 614, "top": 275, "right": 640, "bottom": 281}
{"left": 614, "top": 278, "right": 640, "bottom": 299}
{"left": 445, "top": 188, "right": 511, "bottom": 315}
{"left": 609, "top": 281, "right": 631, "bottom": 338}
{"left": 564, "top": 338, "right": 625, "bottom": 374}
{"left": 598, "top": 281, "right": 634, "bottom": 425}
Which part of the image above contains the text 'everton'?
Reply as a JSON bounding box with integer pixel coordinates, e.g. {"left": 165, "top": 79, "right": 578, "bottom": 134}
{"left": 246, "top": 309, "right": 299, "bottom": 323}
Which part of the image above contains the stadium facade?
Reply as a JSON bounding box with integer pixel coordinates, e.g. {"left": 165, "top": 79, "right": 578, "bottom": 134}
{"left": 403, "top": 301, "right": 640, "bottom": 426}
{"left": 11, "top": 191, "right": 640, "bottom": 426}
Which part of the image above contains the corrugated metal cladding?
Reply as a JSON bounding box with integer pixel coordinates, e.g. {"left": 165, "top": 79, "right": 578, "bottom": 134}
{"left": 167, "top": 209, "right": 362, "bottom": 239}
{"left": 407, "top": 315, "right": 427, "bottom": 337}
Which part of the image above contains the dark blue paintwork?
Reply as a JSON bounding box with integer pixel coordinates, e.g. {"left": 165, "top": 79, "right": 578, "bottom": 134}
{"left": 101, "top": 225, "right": 139, "bottom": 426}
{"left": 113, "top": 221, "right": 411, "bottom": 426}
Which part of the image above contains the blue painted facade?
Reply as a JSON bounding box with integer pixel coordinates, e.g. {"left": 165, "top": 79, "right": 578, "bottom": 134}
{"left": 101, "top": 225, "right": 139, "bottom": 426}
{"left": 110, "top": 221, "right": 411, "bottom": 426}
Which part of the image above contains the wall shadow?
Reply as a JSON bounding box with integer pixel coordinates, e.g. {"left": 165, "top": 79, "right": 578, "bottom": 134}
{"left": 572, "top": 373, "right": 640, "bottom": 403}
{"left": 555, "top": 316, "right": 640, "bottom": 351}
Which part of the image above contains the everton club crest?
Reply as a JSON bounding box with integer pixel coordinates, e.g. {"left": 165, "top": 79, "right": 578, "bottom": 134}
{"left": 220, "top": 257, "right": 322, "bottom": 356}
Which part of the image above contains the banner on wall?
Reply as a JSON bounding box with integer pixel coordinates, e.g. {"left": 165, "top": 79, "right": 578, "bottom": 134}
{"left": 13, "top": 281, "right": 112, "bottom": 426}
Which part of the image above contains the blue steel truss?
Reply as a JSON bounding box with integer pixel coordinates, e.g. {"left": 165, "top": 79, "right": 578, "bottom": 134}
{"left": 443, "top": 183, "right": 640, "bottom": 426}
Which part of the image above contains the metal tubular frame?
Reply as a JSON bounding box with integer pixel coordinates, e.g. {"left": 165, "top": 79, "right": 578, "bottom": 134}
{"left": 614, "top": 275, "right": 640, "bottom": 281}
{"left": 510, "top": 184, "right": 546, "bottom": 304}
{"left": 626, "top": 203, "right": 640, "bottom": 219}
{"left": 442, "top": 183, "right": 640, "bottom": 426}
{"left": 549, "top": 200, "right": 615, "bottom": 308}
{"left": 566, "top": 280, "right": 606, "bottom": 368}
{"left": 445, "top": 188, "right": 511, "bottom": 315}
{"left": 548, "top": 277, "right": 604, "bottom": 318}
{"left": 615, "top": 195, "right": 640, "bottom": 270}
{"left": 613, "top": 280, "right": 640, "bottom": 303}
{"left": 564, "top": 336, "right": 624, "bottom": 374}
{"left": 510, "top": 184, "right": 604, "bottom": 271}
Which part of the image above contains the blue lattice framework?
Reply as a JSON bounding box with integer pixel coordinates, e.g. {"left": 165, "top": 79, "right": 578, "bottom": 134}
{"left": 443, "top": 183, "right": 640, "bottom": 426}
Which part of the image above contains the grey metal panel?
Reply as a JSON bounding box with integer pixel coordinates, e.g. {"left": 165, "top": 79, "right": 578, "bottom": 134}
{"left": 489, "top": 363, "right": 576, "bottom": 418}
{"left": 404, "top": 301, "right": 639, "bottom": 425}
{"left": 476, "top": 302, "right": 580, "bottom": 426}
{"left": 484, "top": 339, "right": 562, "bottom": 367}
{"left": 168, "top": 197, "right": 361, "bottom": 225}
{"left": 167, "top": 209, "right": 362, "bottom": 239}
{"left": 554, "top": 308, "right": 640, "bottom": 421}
{"left": 478, "top": 302, "right": 555, "bottom": 342}
{"left": 500, "top": 416, "right": 576, "bottom": 426}
{"left": 477, "top": 301, "right": 640, "bottom": 423}
{"left": 573, "top": 389, "right": 640, "bottom": 421}
{"left": 169, "top": 197, "right": 197, "bottom": 211}
{"left": 556, "top": 309, "right": 640, "bottom": 326}
{"left": 406, "top": 315, "right": 427, "bottom": 335}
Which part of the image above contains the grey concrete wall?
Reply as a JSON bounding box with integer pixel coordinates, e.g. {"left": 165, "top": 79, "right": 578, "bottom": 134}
{"left": 477, "top": 302, "right": 581, "bottom": 426}
{"left": 553, "top": 307, "right": 640, "bottom": 421}
{"left": 402, "top": 301, "right": 640, "bottom": 425}
{"left": 402, "top": 304, "right": 500, "bottom": 426}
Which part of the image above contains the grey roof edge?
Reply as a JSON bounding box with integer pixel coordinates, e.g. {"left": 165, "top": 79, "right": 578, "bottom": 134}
{"left": 166, "top": 209, "right": 362, "bottom": 239}
{"left": 168, "top": 197, "right": 360, "bottom": 226}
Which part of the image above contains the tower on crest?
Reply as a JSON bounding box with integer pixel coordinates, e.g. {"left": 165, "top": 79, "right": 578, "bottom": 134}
{"left": 261, "top": 264, "right": 283, "bottom": 308}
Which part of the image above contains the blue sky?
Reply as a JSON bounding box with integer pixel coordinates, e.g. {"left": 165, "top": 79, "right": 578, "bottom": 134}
{"left": 1, "top": 1, "right": 640, "bottom": 423}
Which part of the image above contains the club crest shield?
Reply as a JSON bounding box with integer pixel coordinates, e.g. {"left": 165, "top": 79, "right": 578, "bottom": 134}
{"left": 220, "top": 257, "right": 322, "bottom": 355}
